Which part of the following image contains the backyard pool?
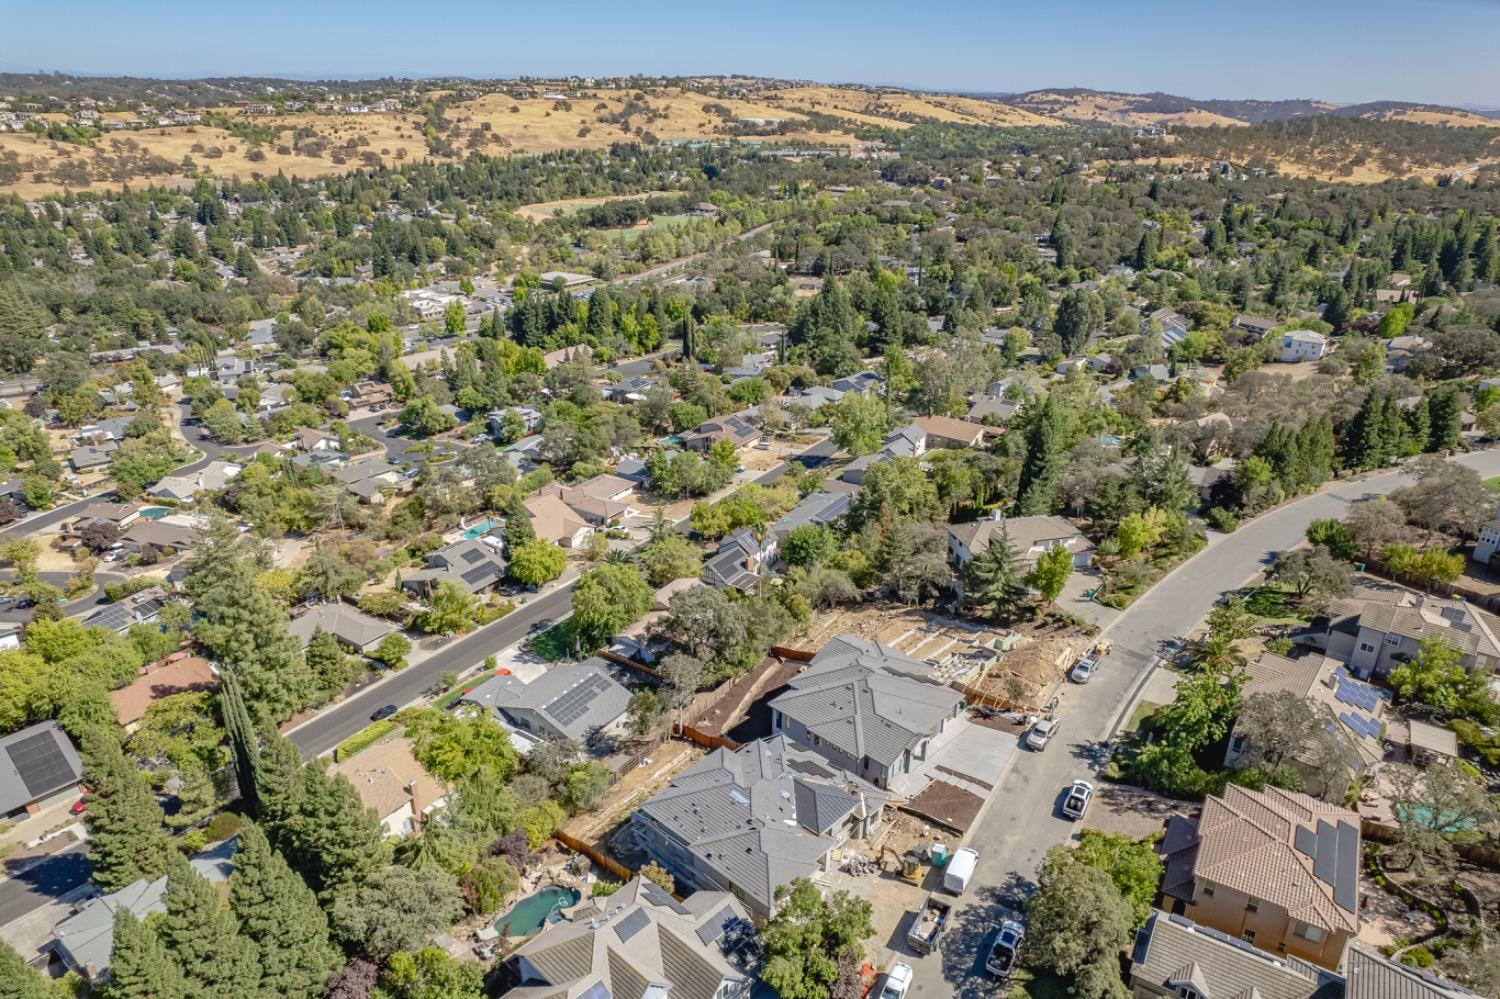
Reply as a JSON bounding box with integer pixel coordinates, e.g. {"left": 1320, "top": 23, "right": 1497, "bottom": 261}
{"left": 495, "top": 886, "right": 580, "bottom": 937}
{"left": 461, "top": 518, "right": 501, "bottom": 540}
{"left": 139, "top": 507, "right": 171, "bottom": 519}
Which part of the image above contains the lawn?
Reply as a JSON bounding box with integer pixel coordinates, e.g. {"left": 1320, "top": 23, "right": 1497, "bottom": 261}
{"left": 609, "top": 214, "right": 697, "bottom": 242}
{"left": 1485, "top": 475, "right": 1500, "bottom": 492}
{"left": 530, "top": 618, "right": 580, "bottom": 662}
{"left": 1243, "top": 583, "right": 1309, "bottom": 625}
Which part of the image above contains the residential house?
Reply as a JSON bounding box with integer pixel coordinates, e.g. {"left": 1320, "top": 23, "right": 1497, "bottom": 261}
{"left": 683, "top": 413, "right": 761, "bottom": 452}
{"left": 1385, "top": 335, "right": 1429, "bottom": 374}
{"left": 458, "top": 658, "right": 630, "bottom": 744}
{"left": 69, "top": 442, "right": 117, "bottom": 472}
{"left": 1279, "top": 330, "right": 1328, "bottom": 363}
{"left": 631, "top": 734, "right": 891, "bottom": 919}
{"left": 1232, "top": 314, "right": 1278, "bottom": 336}
{"left": 294, "top": 427, "right": 341, "bottom": 452}
{"left": 913, "top": 414, "right": 987, "bottom": 449}
{"left": 330, "top": 738, "right": 447, "bottom": 837}
{"left": 118, "top": 518, "right": 196, "bottom": 554}
{"left": 246, "top": 318, "right": 277, "bottom": 351}
{"left": 1158, "top": 785, "right": 1360, "bottom": 969}
{"left": 1149, "top": 308, "right": 1190, "bottom": 347}
{"left": 76, "top": 416, "right": 134, "bottom": 444}
{"left": 524, "top": 492, "right": 593, "bottom": 548}
{"left": 110, "top": 656, "right": 216, "bottom": 732}
{"left": 1, "top": 721, "right": 83, "bottom": 818}
{"left": 146, "top": 460, "right": 241, "bottom": 502}
{"left": 606, "top": 376, "right": 660, "bottom": 404}
{"left": 332, "top": 457, "right": 403, "bottom": 504}
{"left": 487, "top": 406, "right": 542, "bottom": 438}
{"left": 1130, "top": 910, "right": 1476, "bottom": 999}
{"left": 1315, "top": 590, "right": 1500, "bottom": 677}
{"left": 704, "top": 529, "right": 776, "bottom": 591}
{"left": 947, "top": 513, "right": 1095, "bottom": 574}
{"left": 504, "top": 877, "right": 755, "bottom": 999}
{"left": 72, "top": 502, "right": 139, "bottom": 532}
{"left": 400, "top": 538, "right": 507, "bottom": 596}
{"left": 1132, "top": 363, "right": 1171, "bottom": 382}
{"left": 288, "top": 602, "right": 397, "bottom": 654}
{"left": 881, "top": 423, "right": 927, "bottom": 458}
{"left": 1472, "top": 501, "right": 1500, "bottom": 564}
{"left": 1224, "top": 652, "right": 1391, "bottom": 797}
{"left": 82, "top": 586, "right": 168, "bottom": 633}
{"left": 830, "top": 371, "right": 884, "bottom": 395}
{"left": 52, "top": 839, "right": 237, "bottom": 980}
{"left": 769, "top": 634, "right": 965, "bottom": 788}
{"left": 769, "top": 489, "right": 851, "bottom": 544}
{"left": 966, "top": 395, "right": 1021, "bottom": 424}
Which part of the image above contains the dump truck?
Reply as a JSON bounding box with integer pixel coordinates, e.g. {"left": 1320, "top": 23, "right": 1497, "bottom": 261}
{"left": 905, "top": 894, "right": 953, "bottom": 955}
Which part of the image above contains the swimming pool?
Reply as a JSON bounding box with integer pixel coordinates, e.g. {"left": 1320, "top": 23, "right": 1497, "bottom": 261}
{"left": 495, "top": 886, "right": 580, "bottom": 937}
{"left": 461, "top": 518, "right": 501, "bottom": 540}
{"left": 139, "top": 507, "right": 171, "bottom": 520}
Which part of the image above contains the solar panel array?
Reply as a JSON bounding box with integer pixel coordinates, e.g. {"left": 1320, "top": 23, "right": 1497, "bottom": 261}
{"left": 7, "top": 731, "right": 76, "bottom": 796}
{"left": 547, "top": 673, "right": 612, "bottom": 726}
{"left": 696, "top": 905, "right": 737, "bottom": 945}
{"left": 1334, "top": 676, "right": 1383, "bottom": 712}
{"left": 613, "top": 908, "right": 650, "bottom": 943}
{"left": 1339, "top": 711, "right": 1382, "bottom": 739}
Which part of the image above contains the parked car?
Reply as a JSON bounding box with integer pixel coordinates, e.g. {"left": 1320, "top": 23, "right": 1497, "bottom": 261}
{"left": 905, "top": 894, "right": 952, "bottom": 955}
{"left": 1024, "top": 716, "right": 1059, "bottom": 751}
{"left": 985, "top": 920, "right": 1025, "bottom": 979}
{"left": 1062, "top": 779, "right": 1094, "bottom": 820}
{"left": 943, "top": 847, "right": 979, "bottom": 894}
{"left": 369, "top": 704, "right": 399, "bottom": 721}
{"left": 1069, "top": 654, "right": 1099, "bottom": 683}
{"left": 878, "top": 961, "right": 913, "bottom": 999}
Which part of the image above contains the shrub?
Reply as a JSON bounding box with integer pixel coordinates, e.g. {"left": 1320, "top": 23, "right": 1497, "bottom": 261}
{"left": 519, "top": 800, "right": 567, "bottom": 849}
{"left": 1205, "top": 507, "right": 1239, "bottom": 533}
{"left": 591, "top": 881, "right": 623, "bottom": 897}
{"left": 1401, "top": 946, "right": 1434, "bottom": 968}
{"left": 204, "top": 811, "right": 242, "bottom": 843}
{"left": 335, "top": 719, "right": 398, "bottom": 761}
{"left": 1450, "top": 718, "right": 1500, "bottom": 767}
{"left": 104, "top": 575, "right": 167, "bottom": 602}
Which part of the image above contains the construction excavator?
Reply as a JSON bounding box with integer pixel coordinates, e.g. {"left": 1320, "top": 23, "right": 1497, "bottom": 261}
{"left": 880, "top": 844, "right": 923, "bottom": 884}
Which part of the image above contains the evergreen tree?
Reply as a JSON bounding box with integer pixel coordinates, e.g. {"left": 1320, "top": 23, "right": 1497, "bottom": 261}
{"left": 502, "top": 494, "right": 535, "bottom": 561}
{"left": 229, "top": 822, "right": 341, "bottom": 999}
{"left": 218, "top": 668, "right": 259, "bottom": 818}
{"left": 794, "top": 276, "right": 862, "bottom": 377}
{"left": 159, "top": 853, "right": 258, "bottom": 999}
{"left": 107, "top": 909, "right": 186, "bottom": 999}
{"left": 963, "top": 531, "right": 1030, "bottom": 621}
{"left": 0, "top": 937, "right": 54, "bottom": 999}
{"left": 83, "top": 736, "right": 172, "bottom": 892}
{"left": 1017, "top": 397, "right": 1064, "bottom": 515}
{"left": 280, "top": 765, "right": 388, "bottom": 900}
{"left": 1428, "top": 385, "right": 1464, "bottom": 452}
{"left": 255, "top": 724, "right": 306, "bottom": 841}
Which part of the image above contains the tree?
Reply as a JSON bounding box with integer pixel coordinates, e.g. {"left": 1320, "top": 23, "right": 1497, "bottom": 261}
{"left": 849, "top": 456, "right": 939, "bottom": 527}
{"left": 370, "top": 633, "right": 413, "bottom": 669}
{"left": 571, "top": 563, "right": 651, "bottom": 648}
{"left": 107, "top": 909, "right": 186, "bottom": 999}
{"left": 0, "top": 937, "right": 55, "bottom": 999}
{"left": 829, "top": 391, "right": 887, "bottom": 457}
{"left": 1024, "top": 847, "right": 1133, "bottom": 999}
{"left": 1115, "top": 507, "right": 1168, "bottom": 559}
{"left": 298, "top": 545, "right": 365, "bottom": 601}
{"left": 399, "top": 396, "right": 457, "bottom": 438}
{"left": 1392, "top": 459, "right": 1493, "bottom": 542}
{"left": 1390, "top": 764, "right": 1497, "bottom": 887}
{"left": 636, "top": 532, "right": 701, "bottom": 587}
{"left": 781, "top": 523, "right": 838, "bottom": 568}
{"left": 501, "top": 497, "right": 535, "bottom": 560}
{"left": 1197, "top": 595, "right": 1254, "bottom": 670}
{"left": 276, "top": 764, "right": 389, "bottom": 901}
{"left": 1053, "top": 288, "right": 1103, "bottom": 355}
{"left": 1268, "top": 546, "right": 1351, "bottom": 608}
{"left": 200, "top": 398, "right": 247, "bottom": 444}
{"left": 330, "top": 865, "right": 464, "bottom": 959}
{"left": 378, "top": 947, "right": 484, "bottom": 999}
{"left": 508, "top": 537, "right": 566, "bottom": 586}
{"left": 83, "top": 737, "right": 172, "bottom": 892}
{"left": 307, "top": 627, "right": 360, "bottom": 697}
{"left": 218, "top": 669, "right": 259, "bottom": 819}
{"left": 1017, "top": 396, "right": 1065, "bottom": 515}
{"left": 878, "top": 521, "right": 952, "bottom": 606}
{"left": 794, "top": 276, "right": 862, "bottom": 377}
{"left": 1344, "top": 497, "right": 1406, "bottom": 558}
{"left": 1072, "top": 830, "right": 1164, "bottom": 929}
{"left": 639, "top": 861, "right": 676, "bottom": 895}
{"left": 1232, "top": 691, "right": 1350, "bottom": 798}
{"left": 759, "top": 878, "right": 874, "bottom": 999}
{"left": 964, "top": 530, "right": 1029, "bottom": 621}
{"left": 626, "top": 688, "right": 666, "bottom": 739}
{"left": 159, "top": 852, "right": 258, "bottom": 999}
{"left": 229, "top": 821, "right": 341, "bottom": 998}
{"left": 417, "top": 580, "right": 478, "bottom": 635}
{"left": 1305, "top": 518, "right": 1359, "bottom": 561}
{"left": 561, "top": 761, "right": 612, "bottom": 811}
{"left": 1025, "top": 544, "right": 1074, "bottom": 604}
{"left": 1389, "top": 636, "right": 1490, "bottom": 715}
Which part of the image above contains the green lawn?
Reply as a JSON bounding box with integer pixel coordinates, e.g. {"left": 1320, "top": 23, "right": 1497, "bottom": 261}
{"left": 1244, "top": 583, "right": 1307, "bottom": 625}
{"left": 1485, "top": 475, "right": 1500, "bottom": 492}
{"left": 530, "top": 619, "right": 579, "bottom": 662}
{"left": 612, "top": 214, "right": 695, "bottom": 241}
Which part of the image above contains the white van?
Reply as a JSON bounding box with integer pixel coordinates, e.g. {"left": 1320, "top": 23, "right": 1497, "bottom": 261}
{"left": 943, "top": 847, "right": 979, "bottom": 895}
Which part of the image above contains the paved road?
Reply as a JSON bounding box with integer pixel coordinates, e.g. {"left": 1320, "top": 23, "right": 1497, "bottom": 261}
{"left": 0, "top": 845, "right": 89, "bottom": 927}
{"left": 0, "top": 571, "right": 126, "bottom": 624}
{"left": 906, "top": 449, "right": 1500, "bottom": 998}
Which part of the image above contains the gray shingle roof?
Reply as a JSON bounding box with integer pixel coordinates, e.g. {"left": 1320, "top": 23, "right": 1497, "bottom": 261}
{"left": 463, "top": 658, "right": 630, "bottom": 742}
{"left": 1130, "top": 911, "right": 1340, "bottom": 999}
{"left": 0, "top": 721, "right": 82, "bottom": 814}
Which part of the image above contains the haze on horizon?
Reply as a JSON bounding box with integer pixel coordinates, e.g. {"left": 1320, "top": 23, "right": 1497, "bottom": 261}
{"left": 5, "top": 0, "right": 1499, "bottom": 107}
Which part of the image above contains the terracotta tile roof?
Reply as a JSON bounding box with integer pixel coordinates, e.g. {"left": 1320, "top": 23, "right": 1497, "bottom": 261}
{"left": 329, "top": 738, "right": 446, "bottom": 823}
{"left": 1193, "top": 785, "right": 1360, "bottom": 934}
{"left": 109, "top": 656, "right": 216, "bottom": 726}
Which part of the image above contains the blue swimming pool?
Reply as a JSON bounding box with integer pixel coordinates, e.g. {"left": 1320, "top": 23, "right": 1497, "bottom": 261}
{"left": 139, "top": 507, "right": 171, "bottom": 520}
{"left": 495, "top": 886, "right": 580, "bottom": 937}
{"left": 461, "top": 518, "right": 501, "bottom": 540}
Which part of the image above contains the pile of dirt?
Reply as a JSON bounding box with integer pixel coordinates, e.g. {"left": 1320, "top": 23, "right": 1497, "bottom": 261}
{"left": 969, "top": 631, "right": 1085, "bottom": 706}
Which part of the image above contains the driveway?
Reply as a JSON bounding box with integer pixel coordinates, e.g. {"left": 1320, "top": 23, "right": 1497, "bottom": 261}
{"left": 900, "top": 450, "right": 1500, "bottom": 996}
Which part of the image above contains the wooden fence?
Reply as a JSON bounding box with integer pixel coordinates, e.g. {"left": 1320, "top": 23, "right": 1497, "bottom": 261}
{"left": 1362, "top": 818, "right": 1500, "bottom": 871}
{"left": 676, "top": 724, "right": 742, "bottom": 752}
{"left": 552, "top": 829, "right": 633, "bottom": 880}
{"left": 770, "top": 644, "right": 815, "bottom": 662}
{"left": 610, "top": 735, "right": 667, "bottom": 786}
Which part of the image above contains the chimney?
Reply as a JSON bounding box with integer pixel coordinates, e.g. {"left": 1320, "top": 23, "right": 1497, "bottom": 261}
{"left": 407, "top": 779, "right": 422, "bottom": 834}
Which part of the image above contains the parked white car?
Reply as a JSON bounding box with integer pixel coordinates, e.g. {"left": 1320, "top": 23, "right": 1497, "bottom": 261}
{"left": 1024, "top": 716, "right": 1060, "bottom": 751}
{"left": 1062, "top": 779, "right": 1094, "bottom": 820}
{"left": 943, "top": 847, "right": 979, "bottom": 894}
{"left": 1069, "top": 654, "right": 1100, "bottom": 683}
{"left": 879, "top": 961, "right": 913, "bottom": 999}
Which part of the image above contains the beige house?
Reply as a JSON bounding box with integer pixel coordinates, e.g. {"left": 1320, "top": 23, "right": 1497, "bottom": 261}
{"left": 1159, "top": 785, "right": 1360, "bottom": 970}
{"left": 524, "top": 492, "right": 593, "bottom": 547}
{"left": 1316, "top": 591, "right": 1500, "bottom": 678}
{"left": 948, "top": 514, "right": 1095, "bottom": 598}
{"left": 330, "top": 738, "right": 446, "bottom": 838}
{"left": 913, "top": 414, "right": 988, "bottom": 449}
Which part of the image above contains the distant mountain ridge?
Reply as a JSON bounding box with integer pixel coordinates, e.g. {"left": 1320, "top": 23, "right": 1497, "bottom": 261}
{"left": 995, "top": 88, "right": 1496, "bottom": 128}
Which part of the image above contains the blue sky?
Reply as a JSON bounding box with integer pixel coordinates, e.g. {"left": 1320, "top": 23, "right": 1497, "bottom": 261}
{"left": 5, "top": 0, "right": 1498, "bottom": 106}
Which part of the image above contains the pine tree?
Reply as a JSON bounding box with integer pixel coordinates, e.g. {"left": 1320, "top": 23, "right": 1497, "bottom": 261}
{"left": 230, "top": 822, "right": 341, "bottom": 999}
{"left": 1428, "top": 385, "right": 1464, "bottom": 452}
{"left": 502, "top": 494, "right": 534, "bottom": 561}
{"left": 82, "top": 736, "right": 172, "bottom": 892}
{"left": 159, "top": 853, "right": 258, "bottom": 999}
{"left": 1017, "top": 397, "right": 1064, "bottom": 515}
{"left": 254, "top": 723, "right": 305, "bottom": 838}
{"left": 107, "top": 909, "right": 186, "bottom": 999}
{"left": 218, "top": 668, "right": 259, "bottom": 819}
{"left": 281, "top": 765, "right": 388, "bottom": 900}
{"left": 0, "top": 937, "right": 54, "bottom": 999}
{"left": 963, "top": 530, "right": 1030, "bottom": 621}
{"left": 1405, "top": 396, "right": 1431, "bottom": 454}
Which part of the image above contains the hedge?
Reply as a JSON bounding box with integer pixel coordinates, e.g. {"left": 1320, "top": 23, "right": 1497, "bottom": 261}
{"left": 334, "top": 719, "right": 398, "bottom": 762}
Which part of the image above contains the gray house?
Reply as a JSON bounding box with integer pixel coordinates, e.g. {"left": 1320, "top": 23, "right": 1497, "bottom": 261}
{"left": 288, "top": 602, "right": 397, "bottom": 654}
{"left": 400, "top": 538, "right": 507, "bottom": 596}
{"left": 459, "top": 658, "right": 630, "bottom": 744}
{"left": 505, "top": 877, "right": 755, "bottom": 999}
{"left": 768, "top": 635, "right": 964, "bottom": 789}
{"left": 631, "top": 734, "right": 890, "bottom": 919}
{"left": 1315, "top": 591, "right": 1500, "bottom": 678}
{"left": 1, "top": 721, "right": 83, "bottom": 818}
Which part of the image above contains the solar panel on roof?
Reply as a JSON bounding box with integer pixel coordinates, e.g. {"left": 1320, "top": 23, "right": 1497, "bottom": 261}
{"left": 696, "top": 905, "right": 737, "bottom": 945}
{"left": 7, "top": 731, "right": 76, "bottom": 797}
{"left": 613, "top": 908, "right": 650, "bottom": 943}
{"left": 547, "top": 673, "right": 612, "bottom": 727}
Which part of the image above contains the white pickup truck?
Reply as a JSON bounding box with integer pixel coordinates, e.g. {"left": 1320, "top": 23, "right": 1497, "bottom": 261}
{"left": 1062, "top": 779, "right": 1094, "bottom": 820}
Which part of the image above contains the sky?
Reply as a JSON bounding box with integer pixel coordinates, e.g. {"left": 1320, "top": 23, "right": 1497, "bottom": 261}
{"left": 4, "top": 0, "right": 1499, "bottom": 107}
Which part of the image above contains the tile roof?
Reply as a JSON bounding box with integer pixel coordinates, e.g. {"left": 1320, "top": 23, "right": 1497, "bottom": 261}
{"left": 1343, "top": 946, "right": 1478, "bottom": 998}
{"left": 1189, "top": 785, "right": 1362, "bottom": 933}
{"left": 109, "top": 656, "right": 216, "bottom": 727}
{"left": 913, "top": 414, "right": 987, "bottom": 444}
{"left": 948, "top": 515, "right": 1091, "bottom": 563}
{"left": 329, "top": 737, "right": 446, "bottom": 822}
{"left": 513, "top": 877, "right": 755, "bottom": 999}
{"left": 1131, "top": 911, "right": 1341, "bottom": 999}
{"left": 288, "top": 602, "right": 397, "bottom": 650}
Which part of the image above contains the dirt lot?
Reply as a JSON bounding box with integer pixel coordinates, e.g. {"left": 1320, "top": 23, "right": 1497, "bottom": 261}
{"left": 1082, "top": 784, "right": 1196, "bottom": 841}
{"left": 561, "top": 738, "right": 703, "bottom": 846}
